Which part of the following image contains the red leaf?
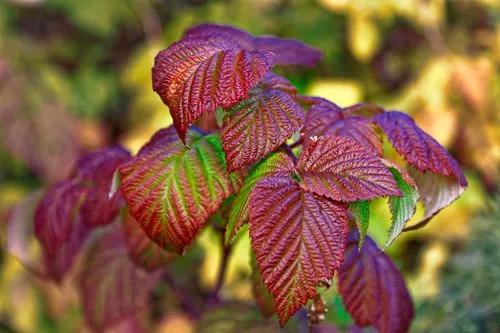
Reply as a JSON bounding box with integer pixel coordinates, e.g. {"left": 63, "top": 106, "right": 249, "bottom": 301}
{"left": 338, "top": 232, "right": 414, "bottom": 333}
{"left": 374, "top": 111, "right": 466, "bottom": 186}
{"left": 152, "top": 35, "right": 275, "bottom": 141}
{"left": 250, "top": 174, "right": 349, "bottom": 326}
{"left": 303, "top": 98, "right": 382, "bottom": 154}
{"left": 78, "top": 146, "right": 131, "bottom": 227}
{"left": 123, "top": 212, "right": 176, "bottom": 271}
{"left": 34, "top": 180, "right": 90, "bottom": 283}
{"left": 119, "top": 127, "right": 244, "bottom": 254}
{"left": 80, "top": 225, "right": 160, "bottom": 332}
{"left": 297, "top": 136, "right": 401, "bottom": 202}
{"left": 184, "top": 23, "right": 323, "bottom": 67}
{"left": 221, "top": 74, "right": 304, "bottom": 171}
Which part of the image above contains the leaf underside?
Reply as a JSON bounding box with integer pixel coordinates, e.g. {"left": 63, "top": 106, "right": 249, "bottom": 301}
{"left": 338, "top": 232, "right": 414, "bottom": 333}
{"left": 374, "top": 111, "right": 467, "bottom": 228}
{"left": 221, "top": 74, "right": 304, "bottom": 171}
{"left": 119, "top": 127, "right": 244, "bottom": 254}
{"left": 250, "top": 174, "right": 349, "bottom": 326}
{"left": 404, "top": 168, "right": 464, "bottom": 231}
{"left": 374, "top": 111, "right": 466, "bottom": 186}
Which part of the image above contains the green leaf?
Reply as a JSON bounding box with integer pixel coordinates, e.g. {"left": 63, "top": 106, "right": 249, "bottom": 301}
{"left": 224, "top": 151, "right": 294, "bottom": 245}
{"left": 350, "top": 200, "right": 370, "bottom": 249}
{"left": 119, "top": 127, "right": 244, "bottom": 254}
{"left": 385, "top": 168, "right": 419, "bottom": 247}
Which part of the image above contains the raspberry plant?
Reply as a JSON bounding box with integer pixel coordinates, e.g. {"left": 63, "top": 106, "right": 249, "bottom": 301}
{"left": 27, "top": 24, "right": 467, "bottom": 332}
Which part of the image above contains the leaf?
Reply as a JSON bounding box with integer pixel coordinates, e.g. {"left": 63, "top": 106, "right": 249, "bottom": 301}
{"left": 184, "top": 23, "right": 323, "bottom": 67}
{"left": 32, "top": 146, "right": 131, "bottom": 282}
{"left": 297, "top": 136, "right": 401, "bottom": 202}
{"left": 343, "top": 102, "right": 384, "bottom": 118}
{"left": 302, "top": 97, "right": 343, "bottom": 139}
{"left": 123, "top": 211, "right": 176, "bottom": 271}
{"left": 404, "top": 168, "right": 464, "bottom": 231}
{"left": 225, "top": 151, "right": 294, "bottom": 245}
{"left": 221, "top": 74, "right": 304, "bottom": 171}
{"left": 338, "top": 232, "right": 414, "bottom": 333}
{"left": 374, "top": 111, "right": 466, "bottom": 186}
{"left": 303, "top": 98, "right": 382, "bottom": 154}
{"left": 34, "top": 180, "right": 90, "bottom": 283}
{"left": 349, "top": 200, "right": 370, "bottom": 248}
{"left": 119, "top": 126, "right": 244, "bottom": 254}
{"left": 251, "top": 253, "right": 275, "bottom": 318}
{"left": 374, "top": 111, "right": 467, "bottom": 229}
{"left": 80, "top": 225, "right": 160, "bottom": 332}
{"left": 385, "top": 168, "right": 419, "bottom": 246}
{"left": 77, "top": 146, "right": 131, "bottom": 227}
{"left": 250, "top": 174, "right": 349, "bottom": 326}
{"left": 6, "top": 190, "right": 45, "bottom": 277}
{"left": 152, "top": 35, "right": 275, "bottom": 141}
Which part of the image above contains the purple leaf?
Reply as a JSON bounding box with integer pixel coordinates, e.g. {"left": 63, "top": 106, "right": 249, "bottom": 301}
{"left": 33, "top": 146, "right": 130, "bottom": 282}
{"left": 80, "top": 225, "right": 160, "bottom": 332}
{"left": 184, "top": 23, "right": 323, "bottom": 67}
{"left": 303, "top": 98, "right": 382, "bottom": 154}
{"left": 374, "top": 111, "right": 467, "bottom": 229}
{"left": 374, "top": 111, "right": 466, "bottom": 185}
{"left": 338, "top": 232, "right": 414, "bottom": 333}
{"left": 77, "top": 146, "right": 131, "bottom": 227}
{"left": 34, "top": 180, "right": 90, "bottom": 283}
{"left": 152, "top": 35, "right": 275, "bottom": 141}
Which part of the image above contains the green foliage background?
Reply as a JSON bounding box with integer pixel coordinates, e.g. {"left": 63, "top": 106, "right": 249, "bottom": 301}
{"left": 0, "top": 0, "right": 499, "bottom": 332}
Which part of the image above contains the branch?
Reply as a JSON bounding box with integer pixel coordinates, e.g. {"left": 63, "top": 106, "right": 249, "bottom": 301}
{"left": 162, "top": 270, "right": 200, "bottom": 319}
{"left": 280, "top": 143, "right": 298, "bottom": 163}
{"left": 206, "top": 241, "right": 231, "bottom": 306}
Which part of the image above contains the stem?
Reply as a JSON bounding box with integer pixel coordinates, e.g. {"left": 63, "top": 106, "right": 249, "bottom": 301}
{"left": 207, "top": 243, "right": 231, "bottom": 306}
{"left": 280, "top": 143, "right": 298, "bottom": 163}
{"left": 162, "top": 270, "right": 200, "bottom": 318}
{"left": 289, "top": 138, "right": 303, "bottom": 149}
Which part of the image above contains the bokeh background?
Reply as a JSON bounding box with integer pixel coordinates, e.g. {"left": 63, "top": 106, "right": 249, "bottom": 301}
{"left": 0, "top": 0, "right": 499, "bottom": 332}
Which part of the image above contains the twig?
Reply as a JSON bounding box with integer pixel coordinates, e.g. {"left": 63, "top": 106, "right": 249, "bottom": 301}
{"left": 162, "top": 270, "right": 200, "bottom": 318}
{"left": 206, "top": 243, "right": 231, "bottom": 306}
{"left": 280, "top": 143, "right": 298, "bottom": 163}
{"left": 289, "top": 138, "right": 303, "bottom": 149}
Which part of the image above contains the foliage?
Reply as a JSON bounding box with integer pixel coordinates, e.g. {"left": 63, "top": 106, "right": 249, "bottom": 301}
{"left": 1, "top": 1, "right": 497, "bottom": 332}
{"left": 414, "top": 198, "right": 500, "bottom": 332}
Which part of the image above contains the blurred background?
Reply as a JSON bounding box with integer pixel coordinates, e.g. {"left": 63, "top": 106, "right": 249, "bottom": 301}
{"left": 0, "top": 0, "right": 499, "bottom": 332}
